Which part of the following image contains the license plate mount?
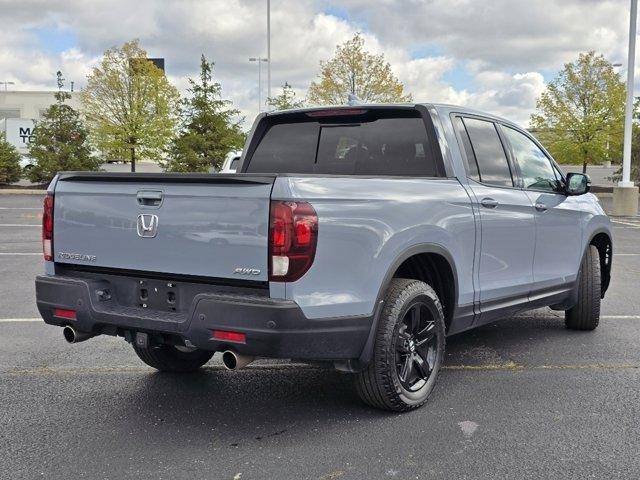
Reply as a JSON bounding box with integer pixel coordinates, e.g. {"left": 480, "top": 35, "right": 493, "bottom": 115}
{"left": 137, "top": 279, "right": 179, "bottom": 312}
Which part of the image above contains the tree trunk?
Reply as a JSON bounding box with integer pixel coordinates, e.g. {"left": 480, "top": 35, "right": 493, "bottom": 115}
{"left": 130, "top": 147, "right": 136, "bottom": 173}
{"left": 582, "top": 161, "right": 587, "bottom": 174}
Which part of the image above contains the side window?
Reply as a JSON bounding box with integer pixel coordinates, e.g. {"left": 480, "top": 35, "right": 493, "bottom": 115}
{"left": 462, "top": 118, "right": 513, "bottom": 187}
{"left": 453, "top": 116, "right": 480, "bottom": 182}
{"left": 503, "top": 127, "right": 560, "bottom": 193}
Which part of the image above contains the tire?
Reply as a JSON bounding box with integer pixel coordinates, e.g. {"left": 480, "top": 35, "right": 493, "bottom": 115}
{"left": 133, "top": 343, "right": 214, "bottom": 372}
{"left": 355, "top": 278, "right": 446, "bottom": 412}
{"left": 565, "top": 245, "right": 601, "bottom": 331}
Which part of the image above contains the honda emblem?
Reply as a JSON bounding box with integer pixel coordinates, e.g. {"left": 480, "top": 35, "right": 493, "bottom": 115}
{"left": 136, "top": 214, "right": 159, "bottom": 238}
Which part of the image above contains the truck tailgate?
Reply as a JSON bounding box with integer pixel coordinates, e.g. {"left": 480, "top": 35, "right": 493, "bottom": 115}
{"left": 52, "top": 173, "right": 275, "bottom": 282}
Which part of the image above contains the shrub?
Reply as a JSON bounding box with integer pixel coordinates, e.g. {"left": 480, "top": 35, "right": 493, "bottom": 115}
{"left": 0, "top": 133, "right": 22, "bottom": 184}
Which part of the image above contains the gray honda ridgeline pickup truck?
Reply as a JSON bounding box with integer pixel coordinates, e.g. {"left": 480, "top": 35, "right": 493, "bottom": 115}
{"left": 36, "top": 104, "right": 612, "bottom": 411}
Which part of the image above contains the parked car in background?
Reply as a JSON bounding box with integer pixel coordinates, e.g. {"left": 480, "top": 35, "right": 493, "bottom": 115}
{"left": 35, "top": 103, "right": 612, "bottom": 412}
{"left": 219, "top": 150, "right": 242, "bottom": 173}
{"left": 19, "top": 155, "right": 34, "bottom": 170}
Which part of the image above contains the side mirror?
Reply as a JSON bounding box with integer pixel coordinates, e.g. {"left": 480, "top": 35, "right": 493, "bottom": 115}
{"left": 565, "top": 172, "right": 591, "bottom": 196}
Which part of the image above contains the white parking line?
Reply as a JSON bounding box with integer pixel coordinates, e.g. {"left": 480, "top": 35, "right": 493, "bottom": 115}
{"left": 0, "top": 318, "right": 42, "bottom": 323}
{"left": 0, "top": 207, "right": 41, "bottom": 210}
{"left": 614, "top": 253, "right": 640, "bottom": 256}
{"left": 611, "top": 220, "right": 640, "bottom": 228}
{"left": 0, "top": 224, "right": 40, "bottom": 227}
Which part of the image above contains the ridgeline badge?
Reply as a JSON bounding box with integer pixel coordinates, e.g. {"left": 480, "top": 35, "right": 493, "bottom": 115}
{"left": 58, "top": 252, "right": 97, "bottom": 262}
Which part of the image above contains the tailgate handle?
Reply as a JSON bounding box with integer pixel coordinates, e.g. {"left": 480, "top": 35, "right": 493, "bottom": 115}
{"left": 137, "top": 191, "right": 163, "bottom": 207}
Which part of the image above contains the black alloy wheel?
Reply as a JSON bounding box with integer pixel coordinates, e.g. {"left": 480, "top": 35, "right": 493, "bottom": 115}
{"left": 396, "top": 302, "right": 438, "bottom": 391}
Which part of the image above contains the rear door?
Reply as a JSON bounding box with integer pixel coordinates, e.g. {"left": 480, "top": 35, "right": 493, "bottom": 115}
{"left": 53, "top": 174, "right": 274, "bottom": 281}
{"left": 500, "top": 126, "right": 582, "bottom": 295}
{"left": 453, "top": 116, "right": 536, "bottom": 318}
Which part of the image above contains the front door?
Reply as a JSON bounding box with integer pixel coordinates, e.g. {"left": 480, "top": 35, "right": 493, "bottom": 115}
{"left": 501, "top": 126, "right": 582, "bottom": 296}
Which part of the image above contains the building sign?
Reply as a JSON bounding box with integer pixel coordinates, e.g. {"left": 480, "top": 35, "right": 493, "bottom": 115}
{"left": 1, "top": 119, "right": 35, "bottom": 154}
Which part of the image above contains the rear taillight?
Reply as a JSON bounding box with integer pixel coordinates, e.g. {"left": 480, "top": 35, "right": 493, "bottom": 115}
{"left": 42, "top": 193, "right": 54, "bottom": 261}
{"left": 269, "top": 200, "right": 318, "bottom": 282}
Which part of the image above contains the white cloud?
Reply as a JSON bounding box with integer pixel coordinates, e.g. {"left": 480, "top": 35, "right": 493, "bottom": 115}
{"left": 0, "top": 0, "right": 632, "bottom": 127}
{"left": 328, "top": 0, "right": 628, "bottom": 69}
{"left": 464, "top": 71, "right": 547, "bottom": 126}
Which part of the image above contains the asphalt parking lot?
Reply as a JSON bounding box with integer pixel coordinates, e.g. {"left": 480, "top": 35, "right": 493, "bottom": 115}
{"left": 1, "top": 193, "right": 639, "bottom": 479}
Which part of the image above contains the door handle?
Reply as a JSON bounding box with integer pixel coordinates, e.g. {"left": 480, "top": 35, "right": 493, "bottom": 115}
{"left": 535, "top": 202, "right": 547, "bottom": 212}
{"left": 137, "top": 191, "right": 163, "bottom": 207}
{"left": 481, "top": 197, "right": 499, "bottom": 209}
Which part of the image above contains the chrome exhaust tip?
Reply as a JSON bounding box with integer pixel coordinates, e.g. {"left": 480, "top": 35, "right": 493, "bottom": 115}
{"left": 221, "top": 350, "right": 255, "bottom": 370}
{"left": 62, "top": 326, "right": 95, "bottom": 344}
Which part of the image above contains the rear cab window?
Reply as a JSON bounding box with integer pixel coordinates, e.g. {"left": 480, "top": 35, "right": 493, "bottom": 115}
{"left": 245, "top": 108, "right": 444, "bottom": 177}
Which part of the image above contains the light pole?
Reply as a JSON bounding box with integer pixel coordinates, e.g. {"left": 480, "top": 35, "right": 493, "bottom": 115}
{"left": 267, "top": 0, "right": 271, "bottom": 105}
{"left": 249, "top": 57, "right": 268, "bottom": 112}
{"left": 613, "top": 0, "right": 640, "bottom": 215}
{"left": 1, "top": 81, "right": 15, "bottom": 91}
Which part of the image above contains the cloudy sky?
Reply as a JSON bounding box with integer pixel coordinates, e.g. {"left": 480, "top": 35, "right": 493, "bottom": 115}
{"left": 0, "top": 0, "right": 633, "bottom": 127}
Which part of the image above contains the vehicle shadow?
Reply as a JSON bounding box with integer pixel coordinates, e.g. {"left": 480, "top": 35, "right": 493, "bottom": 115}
{"left": 444, "top": 310, "right": 569, "bottom": 367}
{"left": 118, "top": 363, "right": 383, "bottom": 448}
{"left": 106, "top": 310, "right": 594, "bottom": 441}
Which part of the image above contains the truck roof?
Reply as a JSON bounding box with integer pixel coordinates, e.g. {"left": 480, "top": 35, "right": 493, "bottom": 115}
{"left": 264, "top": 103, "right": 522, "bottom": 130}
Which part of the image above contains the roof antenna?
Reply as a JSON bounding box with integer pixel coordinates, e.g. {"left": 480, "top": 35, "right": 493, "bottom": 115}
{"left": 347, "top": 93, "right": 362, "bottom": 106}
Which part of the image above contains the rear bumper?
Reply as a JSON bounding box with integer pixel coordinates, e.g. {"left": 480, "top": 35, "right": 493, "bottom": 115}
{"left": 35, "top": 275, "right": 372, "bottom": 361}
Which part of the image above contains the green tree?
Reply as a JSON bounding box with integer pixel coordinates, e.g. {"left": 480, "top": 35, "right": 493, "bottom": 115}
{"left": 27, "top": 71, "right": 97, "bottom": 184}
{"left": 308, "top": 33, "right": 411, "bottom": 105}
{"left": 531, "top": 51, "right": 625, "bottom": 173}
{"left": 0, "top": 133, "right": 22, "bottom": 184}
{"left": 81, "top": 40, "right": 180, "bottom": 172}
{"left": 162, "top": 55, "right": 244, "bottom": 172}
{"left": 267, "top": 82, "right": 305, "bottom": 110}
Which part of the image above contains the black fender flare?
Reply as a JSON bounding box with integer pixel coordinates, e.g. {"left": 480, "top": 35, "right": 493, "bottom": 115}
{"left": 354, "top": 243, "right": 459, "bottom": 368}
{"left": 556, "top": 227, "right": 613, "bottom": 310}
{"left": 585, "top": 227, "right": 613, "bottom": 297}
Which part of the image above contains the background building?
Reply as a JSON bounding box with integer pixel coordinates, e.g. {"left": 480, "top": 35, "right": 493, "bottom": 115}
{"left": 0, "top": 90, "right": 80, "bottom": 120}
{"left": 0, "top": 90, "right": 80, "bottom": 156}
